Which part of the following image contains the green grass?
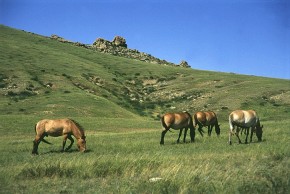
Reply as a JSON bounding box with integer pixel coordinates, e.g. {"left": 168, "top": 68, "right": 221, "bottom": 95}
{"left": 0, "top": 25, "right": 290, "bottom": 193}
{"left": 0, "top": 117, "right": 289, "bottom": 193}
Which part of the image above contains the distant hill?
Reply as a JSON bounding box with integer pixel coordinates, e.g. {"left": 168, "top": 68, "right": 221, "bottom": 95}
{"left": 0, "top": 25, "right": 289, "bottom": 121}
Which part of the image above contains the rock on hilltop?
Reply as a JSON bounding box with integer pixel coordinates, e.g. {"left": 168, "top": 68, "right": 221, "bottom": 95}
{"left": 51, "top": 34, "right": 190, "bottom": 68}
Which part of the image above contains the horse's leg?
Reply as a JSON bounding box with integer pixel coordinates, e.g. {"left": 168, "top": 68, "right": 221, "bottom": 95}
{"left": 32, "top": 134, "right": 44, "bottom": 155}
{"left": 239, "top": 127, "right": 242, "bottom": 135}
{"left": 198, "top": 124, "right": 204, "bottom": 137}
{"left": 62, "top": 134, "right": 68, "bottom": 152}
{"left": 207, "top": 125, "right": 210, "bottom": 136}
{"left": 236, "top": 132, "right": 242, "bottom": 144}
{"left": 32, "top": 138, "right": 40, "bottom": 155}
{"left": 209, "top": 125, "right": 214, "bottom": 136}
{"left": 244, "top": 128, "right": 249, "bottom": 144}
{"left": 189, "top": 126, "right": 195, "bottom": 143}
{"left": 160, "top": 128, "right": 169, "bottom": 145}
{"left": 250, "top": 126, "right": 254, "bottom": 142}
{"left": 183, "top": 128, "right": 188, "bottom": 143}
{"left": 229, "top": 130, "right": 232, "bottom": 145}
{"left": 65, "top": 135, "right": 74, "bottom": 151}
{"left": 177, "top": 128, "right": 183, "bottom": 143}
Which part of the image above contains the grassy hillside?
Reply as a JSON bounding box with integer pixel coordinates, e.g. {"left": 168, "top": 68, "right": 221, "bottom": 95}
{"left": 0, "top": 25, "right": 289, "bottom": 193}
{"left": 1, "top": 25, "right": 289, "bottom": 121}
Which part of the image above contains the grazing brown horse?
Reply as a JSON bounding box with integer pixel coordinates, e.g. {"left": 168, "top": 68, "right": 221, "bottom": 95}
{"left": 193, "top": 111, "right": 221, "bottom": 136}
{"left": 32, "top": 118, "right": 86, "bottom": 154}
{"left": 228, "top": 110, "right": 263, "bottom": 145}
{"left": 160, "top": 111, "right": 195, "bottom": 145}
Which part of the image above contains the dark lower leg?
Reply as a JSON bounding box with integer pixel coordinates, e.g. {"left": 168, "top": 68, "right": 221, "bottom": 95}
{"left": 65, "top": 136, "right": 74, "bottom": 151}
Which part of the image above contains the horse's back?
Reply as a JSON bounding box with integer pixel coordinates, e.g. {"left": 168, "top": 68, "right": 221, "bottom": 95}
{"left": 205, "top": 111, "right": 217, "bottom": 123}
{"left": 35, "top": 119, "right": 50, "bottom": 133}
{"left": 229, "top": 110, "right": 258, "bottom": 127}
{"left": 162, "top": 112, "right": 191, "bottom": 129}
{"left": 195, "top": 111, "right": 216, "bottom": 125}
{"left": 195, "top": 111, "right": 205, "bottom": 121}
{"left": 36, "top": 118, "right": 73, "bottom": 136}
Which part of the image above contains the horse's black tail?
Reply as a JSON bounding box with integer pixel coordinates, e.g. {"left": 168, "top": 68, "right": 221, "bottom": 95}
{"left": 193, "top": 113, "right": 204, "bottom": 136}
{"left": 161, "top": 115, "right": 166, "bottom": 129}
{"left": 41, "top": 138, "right": 52, "bottom": 145}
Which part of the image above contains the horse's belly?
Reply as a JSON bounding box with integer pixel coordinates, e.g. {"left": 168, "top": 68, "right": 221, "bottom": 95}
{"left": 171, "top": 123, "right": 188, "bottom": 129}
{"left": 45, "top": 128, "right": 64, "bottom": 136}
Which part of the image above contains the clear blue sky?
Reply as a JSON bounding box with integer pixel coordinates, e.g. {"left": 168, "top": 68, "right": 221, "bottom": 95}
{"left": 1, "top": 0, "right": 289, "bottom": 79}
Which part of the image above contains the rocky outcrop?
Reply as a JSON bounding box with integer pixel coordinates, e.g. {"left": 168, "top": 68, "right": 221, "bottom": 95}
{"left": 92, "top": 36, "right": 177, "bottom": 66}
{"left": 51, "top": 34, "right": 190, "bottom": 68}
{"left": 179, "top": 60, "right": 190, "bottom": 68}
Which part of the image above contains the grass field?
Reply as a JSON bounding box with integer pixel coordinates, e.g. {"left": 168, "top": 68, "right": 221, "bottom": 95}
{"left": 0, "top": 25, "right": 290, "bottom": 193}
{"left": 0, "top": 116, "right": 289, "bottom": 193}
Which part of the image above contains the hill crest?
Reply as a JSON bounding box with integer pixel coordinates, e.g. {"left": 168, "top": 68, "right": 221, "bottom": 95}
{"left": 50, "top": 34, "right": 190, "bottom": 68}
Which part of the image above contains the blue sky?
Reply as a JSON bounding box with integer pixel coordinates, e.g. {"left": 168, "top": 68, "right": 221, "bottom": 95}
{"left": 1, "top": 0, "right": 289, "bottom": 79}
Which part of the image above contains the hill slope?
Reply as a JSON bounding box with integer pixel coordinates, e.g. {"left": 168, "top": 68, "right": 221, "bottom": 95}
{"left": 0, "top": 25, "right": 290, "bottom": 121}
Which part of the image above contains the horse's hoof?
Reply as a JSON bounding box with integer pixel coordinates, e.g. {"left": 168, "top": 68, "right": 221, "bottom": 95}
{"left": 229, "top": 141, "right": 232, "bottom": 145}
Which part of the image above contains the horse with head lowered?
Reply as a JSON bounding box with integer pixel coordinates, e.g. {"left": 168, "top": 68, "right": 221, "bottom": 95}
{"left": 228, "top": 110, "right": 263, "bottom": 145}
{"left": 32, "top": 118, "right": 86, "bottom": 154}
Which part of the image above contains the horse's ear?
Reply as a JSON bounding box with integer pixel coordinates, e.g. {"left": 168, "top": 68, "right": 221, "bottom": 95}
{"left": 261, "top": 125, "right": 263, "bottom": 128}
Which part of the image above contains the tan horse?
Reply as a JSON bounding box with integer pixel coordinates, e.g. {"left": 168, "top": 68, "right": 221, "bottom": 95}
{"left": 193, "top": 111, "right": 221, "bottom": 136}
{"left": 228, "top": 110, "right": 263, "bottom": 145}
{"left": 160, "top": 111, "right": 195, "bottom": 145}
{"left": 32, "top": 118, "right": 86, "bottom": 154}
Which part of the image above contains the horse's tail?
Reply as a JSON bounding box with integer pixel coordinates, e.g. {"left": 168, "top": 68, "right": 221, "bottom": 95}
{"left": 161, "top": 115, "right": 166, "bottom": 128}
{"left": 229, "top": 114, "right": 235, "bottom": 135}
{"left": 161, "top": 115, "right": 172, "bottom": 133}
{"left": 193, "top": 113, "right": 198, "bottom": 127}
{"left": 193, "top": 113, "right": 204, "bottom": 136}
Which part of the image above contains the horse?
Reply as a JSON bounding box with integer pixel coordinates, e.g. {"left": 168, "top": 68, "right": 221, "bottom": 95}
{"left": 228, "top": 110, "right": 263, "bottom": 145}
{"left": 160, "top": 111, "right": 195, "bottom": 145}
{"left": 32, "top": 118, "right": 86, "bottom": 154}
{"left": 193, "top": 111, "right": 221, "bottom": 136}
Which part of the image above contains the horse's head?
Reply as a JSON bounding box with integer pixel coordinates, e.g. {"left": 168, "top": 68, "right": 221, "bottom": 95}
{"left": 256, "top": 124, "right": 263, "bottom": 142}
{"left": 77, "top": 136, "right": 86, "bottom": 152}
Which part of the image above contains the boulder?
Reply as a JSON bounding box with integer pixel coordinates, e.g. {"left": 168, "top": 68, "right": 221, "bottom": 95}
{"left": 93, "top": 38, "right": 112, "bottom": 50}
{"left": 179, "top": 60, "right": 190, "bottom": 68}
{"left": 112, "top": 36, "right": 127, "bottom": 48}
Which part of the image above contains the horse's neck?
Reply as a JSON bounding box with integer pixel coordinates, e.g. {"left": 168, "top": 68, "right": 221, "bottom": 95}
{"left": 256, "top": 119, "right": 260, "bottom": 127}
{"left": 214, "top": 121, "right": 219, "bottom": 127}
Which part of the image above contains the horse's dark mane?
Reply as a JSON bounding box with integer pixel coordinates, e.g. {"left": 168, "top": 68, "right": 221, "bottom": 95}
{"left": 70, "top": 119, "right": 85, "bottom": 131}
